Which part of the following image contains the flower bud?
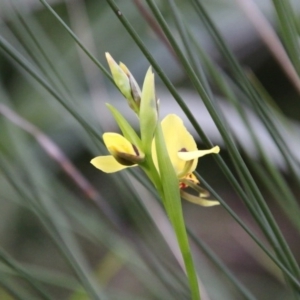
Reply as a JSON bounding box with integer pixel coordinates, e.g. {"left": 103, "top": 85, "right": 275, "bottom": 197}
{"left": 106, "top": 53, "right": 140, "bottom": 114}
{"left": 139, "top": 67, "right": 158, "bottom": 152}
{"left": 119, "top": 62, "right": 141, "bottom": 106}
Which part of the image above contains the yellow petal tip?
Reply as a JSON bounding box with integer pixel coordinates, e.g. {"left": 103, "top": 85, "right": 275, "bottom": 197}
{"left": 90, "top": 155, "right": 132, "bottom": 173}
{"left": 105, "top": 52, "right": 112, "bottom": 60}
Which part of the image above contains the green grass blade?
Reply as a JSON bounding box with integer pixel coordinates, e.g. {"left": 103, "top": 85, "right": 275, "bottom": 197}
{"left": 106, "top": 104, "right": 143, "bottom": 150}
{"left": 197, "top": 174, "right": 300, "bottom": 290}
{"left": 6, "top": 3, "right": 72, "bottom": 100}
{"left": 189, "top": 0, "right": 300, "bottom": 281}
{"left": 272, "top": 0, "right": 300, "bottom": 75}
{"left": 37, "top": 0, "right": 110, "bottom": 80}
{"left": 0, "top": 156, "right": 103, "bottom": 299}
{"left": 0, "top": 273, "right": 37, "bottom": 300}
{"left": 144, "top": 0, "right": 300, "bottom": 281}
{"left": 104, "top": 0, "right": 253, "bottom": 213}
{"left": 0, "top": 35, "right": 101, "bottom": 143}
{"left": 187, "top": 229, "right": 256, "bottom": 300}
{"left": 104, "top": 0, "right": 300, "bottom": 288}
{"left": 193, "top": 34, "right": 300, "bottom": 229}
{"left": 0, "top": 248, "right": 52, "bottom": 300}
{"left": 130, "top": 162, "right": 299, "bottom": 294}
{"left": 190, "top": 0, "right": 300, "bottom": 183}
{"left": 0, "top": 263, "right": 79, "bottom": 291}
{"left": 166, "top": 0, "right": 214, "bottom": 101}
{"left": 0, "top": 121, "right": 105, "bottom": 299}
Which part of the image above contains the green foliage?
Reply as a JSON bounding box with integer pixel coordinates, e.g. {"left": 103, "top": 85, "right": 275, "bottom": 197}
{"left": 0, "top": 0, "right": 300, "bottom": 299}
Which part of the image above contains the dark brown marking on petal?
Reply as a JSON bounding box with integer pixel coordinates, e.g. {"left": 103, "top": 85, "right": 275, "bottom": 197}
{"left": 116, "top": 151, "right": 143, "bottom": 166}
{"left": 132, "top": 144, "right": 139, "bottom": 156}
{"left": 179, "top": 148, "right": 187, "bottom": 152}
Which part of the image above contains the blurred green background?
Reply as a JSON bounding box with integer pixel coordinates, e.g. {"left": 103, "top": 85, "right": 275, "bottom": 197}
{"left": 0, "top": 0, "right": 300, "bottom": 299}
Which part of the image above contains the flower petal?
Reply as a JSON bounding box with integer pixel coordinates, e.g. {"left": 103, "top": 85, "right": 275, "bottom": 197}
{"left": 152, "top": 114, "right": 198, "bottom": 175}
{"left": 181, "top": 190, "right": 220, "bottom": 207}
{"left": 178, "top": 146, "right": 220, "bottom": 161}
{"left": 90, "top": 155, "right": 135, "bottom": 173}
{"left": 103, "top": 133, "right": 141, "bottom": 157}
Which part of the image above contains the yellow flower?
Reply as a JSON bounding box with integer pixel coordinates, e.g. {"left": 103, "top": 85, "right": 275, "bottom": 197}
{"left": 152, "top": 114, "right": 220, "bottom": 206}
{"left": 91, "top": 113, "right": 220, "bottom": 206}
{"left": 91, "top": 133, "right": 144, "bottom": 173}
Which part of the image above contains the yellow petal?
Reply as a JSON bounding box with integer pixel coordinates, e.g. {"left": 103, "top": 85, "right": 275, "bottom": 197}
{"left": 90, "top": 155, "right": 135, "bottom": 173}
{"left": 152, "top": 114, "right": 197, "bottom": 175}
{"left": 103, "top": 133, "right": 142, "bottom": 157}
{"left": 178, "top": 146, "right": 220, "bottom": 161}
{"left": 181, "top": 190, "right": 220, "bottom": 207}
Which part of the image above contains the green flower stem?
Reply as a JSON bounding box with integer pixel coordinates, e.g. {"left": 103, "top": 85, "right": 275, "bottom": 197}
{"left": 129, "top": 167, "right": 258, "bottom": 298}
{"left": 155, "top": 123, "right": 200, "bottom": 300}
{"left": 141, "top": 159, "right": 163, "bottom": 198}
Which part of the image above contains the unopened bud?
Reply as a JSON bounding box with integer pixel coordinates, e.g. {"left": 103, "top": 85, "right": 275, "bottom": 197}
{"left": 106, "top": 53, "right": 140, "bottom": 114}
{"left": 119, "top": 62, "right": 141, "bottom": 106}
{"left": 139, "top": 67, "right": 158, "bottom": 151}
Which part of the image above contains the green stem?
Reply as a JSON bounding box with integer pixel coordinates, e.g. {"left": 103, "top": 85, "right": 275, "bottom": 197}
{"left": 155, "top": 123, "right": 200, "bottom": 300}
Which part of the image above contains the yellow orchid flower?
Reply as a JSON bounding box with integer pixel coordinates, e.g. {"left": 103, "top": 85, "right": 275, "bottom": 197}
{"left": 91, "top": 132, "right": 144, "bottom": 173}
{"left": 152, "top": 114, "right": 220, "bottom": 206}
{"left": 94, "top": 54, "right": 220, "bottom": 298}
